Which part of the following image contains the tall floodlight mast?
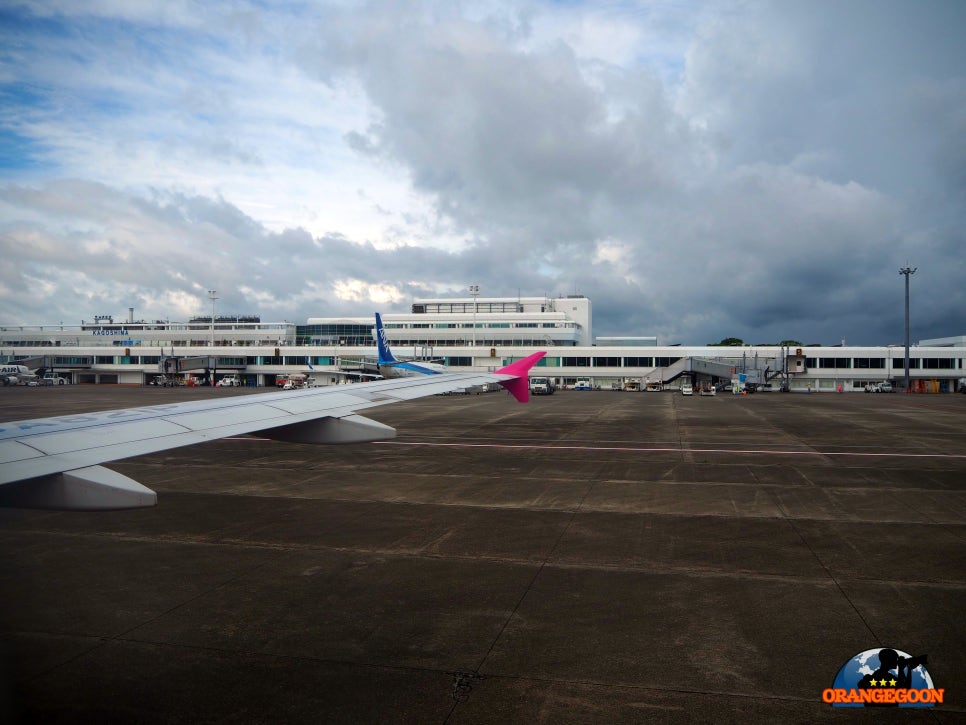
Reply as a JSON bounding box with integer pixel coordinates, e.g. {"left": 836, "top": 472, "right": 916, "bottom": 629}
{"left": 899, "top": 267, "right": 916, "bottom": 392}
{"left": 207, "top": 290, "right": 218, "bottom": 347}
{"left": 469, "top": 284, "right": 480, "bottom": 348}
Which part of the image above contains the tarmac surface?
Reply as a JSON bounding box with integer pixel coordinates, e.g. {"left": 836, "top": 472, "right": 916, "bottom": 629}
{"left": 1, "top": 384, "right": 964, "bottom": 723}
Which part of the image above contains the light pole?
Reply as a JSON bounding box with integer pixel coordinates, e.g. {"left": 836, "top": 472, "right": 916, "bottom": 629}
{"left": 208, "top": 289, "right": 218, "bottom": 386}
{"left": 899, "top": 266, "right": 916, "bottom": 392}
{"left": 469, "top": 284, "right": 479, "bottom": 348}
{"left": 207, "top": 290, "right": 218, "bottom": 347}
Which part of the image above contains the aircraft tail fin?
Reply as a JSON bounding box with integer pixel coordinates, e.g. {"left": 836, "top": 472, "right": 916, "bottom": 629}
{"left": 495, "top": 351, "right": 547, "bottom": 403}
{"left": 374, "top": 313, "right": 399, "bottom": 365}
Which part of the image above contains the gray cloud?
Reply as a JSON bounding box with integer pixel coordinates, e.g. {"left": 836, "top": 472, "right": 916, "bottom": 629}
{"left": 1, "top": 0, "right": 963, "bottom": 345}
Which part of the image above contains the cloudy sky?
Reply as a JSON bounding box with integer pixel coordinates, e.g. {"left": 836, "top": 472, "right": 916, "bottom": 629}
{"left": 1, "top": 0, "right": 964, "bottom": 345}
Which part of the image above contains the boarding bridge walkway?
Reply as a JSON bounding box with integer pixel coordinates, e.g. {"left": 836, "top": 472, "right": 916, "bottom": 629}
{"left": 14, "top": 355, "right": 93, "bottom": 371}
{"left": 160, "top": 356, "right": 246, "bottom": 374}
{"left": 655, "top": 356, "right": 782, "bottom": 385}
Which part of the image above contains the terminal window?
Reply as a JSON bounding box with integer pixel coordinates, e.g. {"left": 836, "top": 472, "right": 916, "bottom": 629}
{"left": 921, "top": 358, "right": 955, "bottom": 369}
{"left": 819, "top": 357, "right": 851, "bottom": 368}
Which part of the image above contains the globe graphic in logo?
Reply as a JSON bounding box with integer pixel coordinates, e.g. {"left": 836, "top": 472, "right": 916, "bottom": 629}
{"left": 831, "top": 648, "right": 935, "bottom": 708}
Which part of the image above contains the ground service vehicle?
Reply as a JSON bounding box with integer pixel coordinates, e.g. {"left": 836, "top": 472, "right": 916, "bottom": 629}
{"left": 281, "top": 374, "right": 309, "bottom": 390}
{"left": 149, "top": 375, "right": 181, "bottom": 387}
{"left": 529, "top": 377, "right": 555, "bottom": 395}
{"left": 276, "top": 374, "right": 306, "bottom": 388}
{"left": 864, "top": 382, "right": 894, "bottom": 393}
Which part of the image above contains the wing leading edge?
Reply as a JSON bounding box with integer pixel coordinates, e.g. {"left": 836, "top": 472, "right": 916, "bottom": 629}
{"left": 0, "top": 352, "right": 546, "bottom": 511}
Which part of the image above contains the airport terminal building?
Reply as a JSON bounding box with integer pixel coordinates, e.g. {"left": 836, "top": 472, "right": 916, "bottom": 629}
{"left": 2, "top": 295, "right": 964, "bottom": 392}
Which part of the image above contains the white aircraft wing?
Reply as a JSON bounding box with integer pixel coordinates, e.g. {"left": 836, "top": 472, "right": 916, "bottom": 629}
{"left": 0, "top": 353, "right": 544, "bottom": 511}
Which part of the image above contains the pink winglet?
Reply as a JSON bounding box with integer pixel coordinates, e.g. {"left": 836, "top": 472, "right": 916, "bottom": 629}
{"left": 495, "top": 351, "right": 547, "bottom": 403}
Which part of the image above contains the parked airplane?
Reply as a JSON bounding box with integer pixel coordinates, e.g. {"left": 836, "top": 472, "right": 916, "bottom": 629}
{"left": 1, "top": 364, "right": 37, "bottom": 386}
{"left": 0, "top": 350, "right": 546, "bottom": 511}
{"left": 375, "top": 312, "right": 447, "bottom": 377}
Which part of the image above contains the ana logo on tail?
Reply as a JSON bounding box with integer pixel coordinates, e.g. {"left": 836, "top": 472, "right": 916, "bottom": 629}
{"left": 373, "top": 313, "right": 446, "bottom": 377}
{"left": 375, "top": 313, "right": 398, "bottom": 365}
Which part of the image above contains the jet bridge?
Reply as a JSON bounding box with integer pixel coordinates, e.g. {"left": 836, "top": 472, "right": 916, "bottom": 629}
{"left": 159, "top": 356, "right": 245, "bottom": 373}
{"left": 690, "top": 357, "right": 769, "bottom": 384}
{"left": 653, "top": 356, "right": 783, "bottom": 386}
{"left": 336, "top": 355, "right": 381, "bottom": 377}
{"left": 12, "top": 355, "right": 94, "bottom": 370}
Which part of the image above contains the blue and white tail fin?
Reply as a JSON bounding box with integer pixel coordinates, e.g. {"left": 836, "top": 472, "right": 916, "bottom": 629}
{"left": 374, "top": 313, "right": 399, "bottom": 365}
{"left": 373, "top": 313, "right": 447, "bottom": 377}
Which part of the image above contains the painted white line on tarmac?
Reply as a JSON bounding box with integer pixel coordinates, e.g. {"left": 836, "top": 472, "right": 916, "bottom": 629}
{"left": 373, "top": 441, "right": 966, "bottom": 460}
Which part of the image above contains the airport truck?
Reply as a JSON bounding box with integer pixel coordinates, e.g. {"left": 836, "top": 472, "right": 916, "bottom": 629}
{"left": 279, "top": 373, "right": 310, "bottom": 390}
{"left": 529, "top": 377, "right": 556, "bottom": 395}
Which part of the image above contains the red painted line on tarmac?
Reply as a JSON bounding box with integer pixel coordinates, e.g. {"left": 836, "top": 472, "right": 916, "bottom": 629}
{"left": 373, "top": 441, "right": 966, "bottom": 460}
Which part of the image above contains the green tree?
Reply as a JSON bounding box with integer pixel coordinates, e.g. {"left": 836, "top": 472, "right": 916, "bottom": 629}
{"left": 708, "top": 337, "right": 744, "bottom": 346}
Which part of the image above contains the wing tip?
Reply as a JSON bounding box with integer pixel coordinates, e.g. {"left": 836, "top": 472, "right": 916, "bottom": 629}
{"left": 496, "top": 351, "right": 547, "bottom": 402}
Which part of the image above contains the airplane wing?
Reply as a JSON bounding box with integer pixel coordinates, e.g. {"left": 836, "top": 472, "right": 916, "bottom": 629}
{"left": 0, "top": 352, "right": 545, "bottom": 511}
